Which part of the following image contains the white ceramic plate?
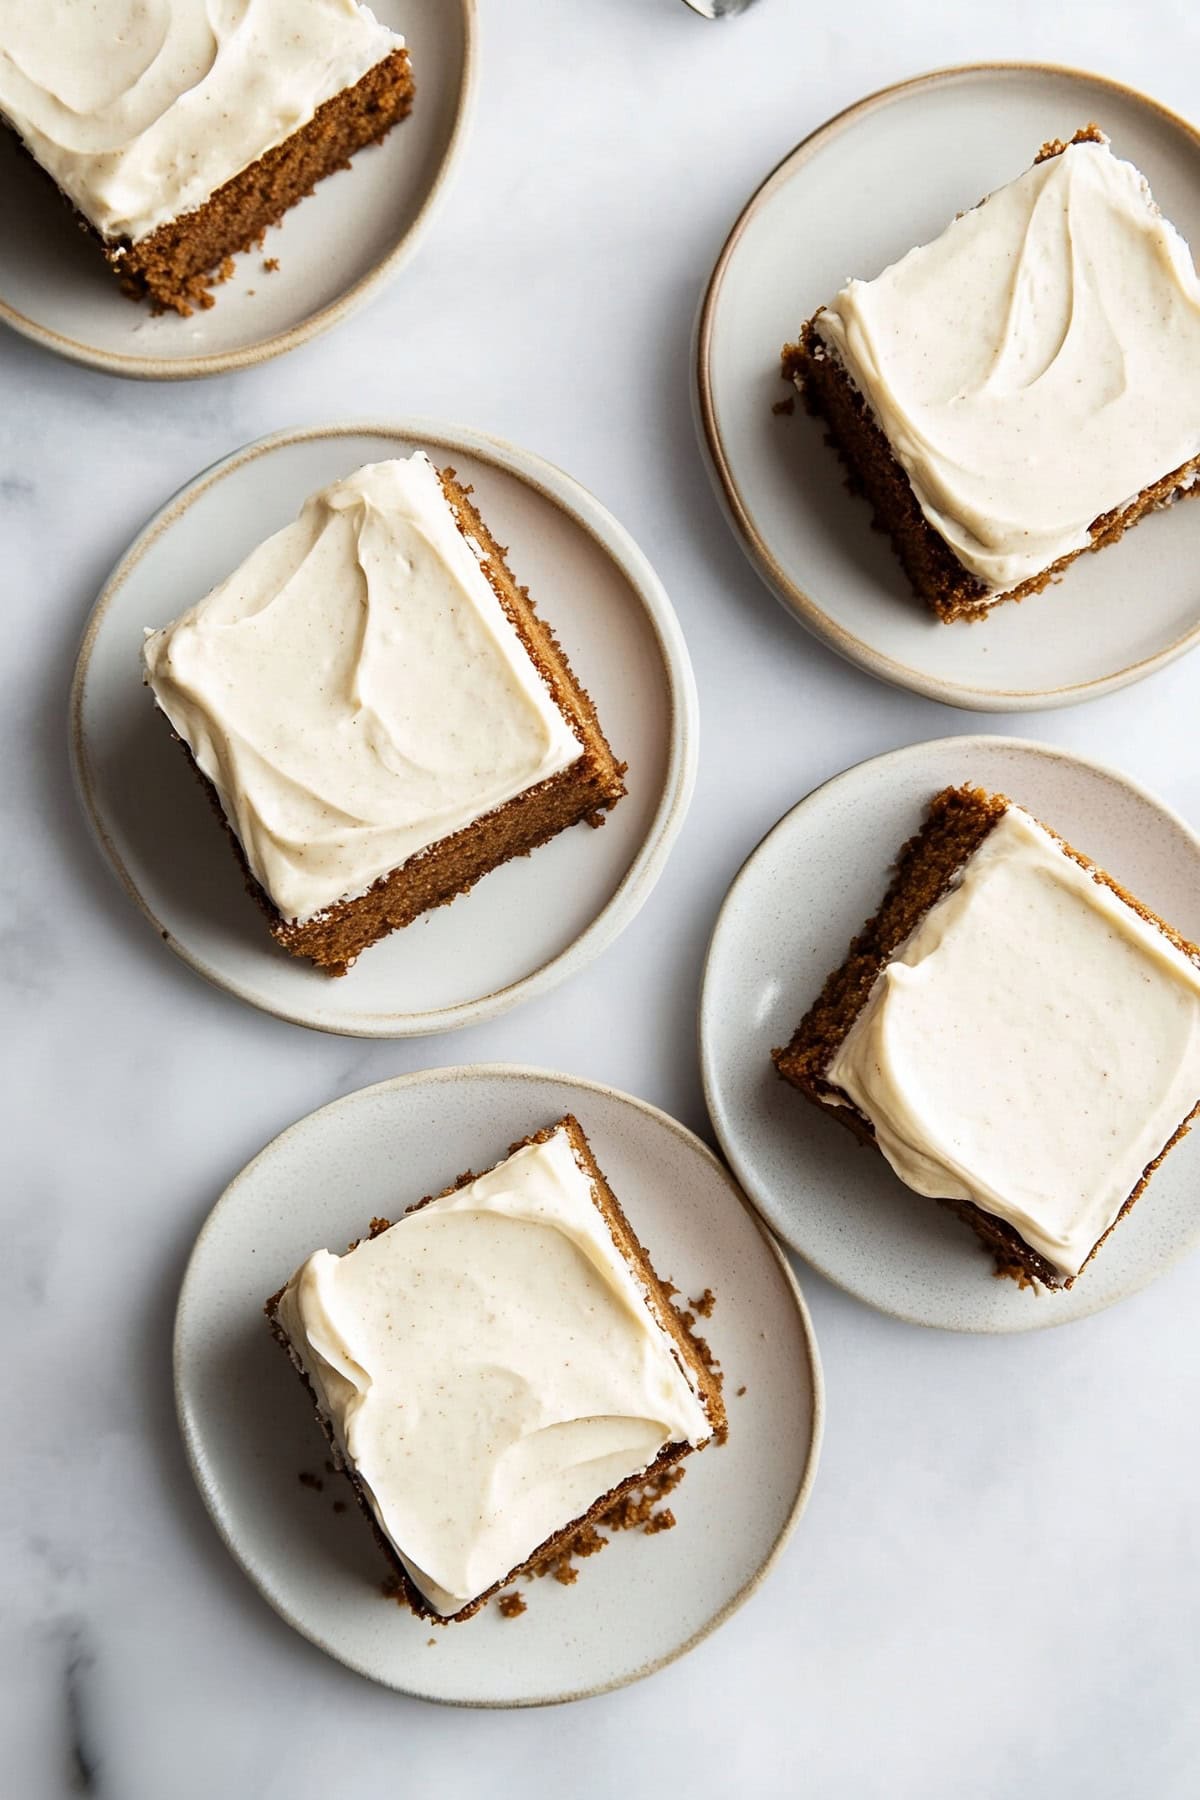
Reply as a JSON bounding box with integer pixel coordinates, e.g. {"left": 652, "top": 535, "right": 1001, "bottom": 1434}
{"left": 71, "top": 421, "right": 697, "bottom": 1036}
{"left": 695, "top": 64, "right": 1200, "bottom": 712}
{"left": 0, "top": 1, "right": 475, "bottom": 379}
{"left": 700, "top": 736, "right": 1200, "bottom": 1334}
{"left": 174, "top": 1064, "right": 823, "bottom": 1706}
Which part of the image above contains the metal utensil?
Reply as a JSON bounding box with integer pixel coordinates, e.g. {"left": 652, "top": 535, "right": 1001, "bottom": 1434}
{"left": 681, "top": 0, "right": 759, "bottom": 16}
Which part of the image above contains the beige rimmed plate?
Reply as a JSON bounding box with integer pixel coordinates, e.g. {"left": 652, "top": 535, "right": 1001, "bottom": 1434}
{"left": 174, "top": 1064, "right": 823, "bottom": 1706}
{"left": 695, "top": 63, "right": 1200, "bottom": 712}
{"left": 700, "top": 736, "right": 1200, "bottom": 1334}
{"left": 70, "top": 421, "right": 697, "bottom": 1036}
{"left": 0, "top": 1, "right": 475, "bottom": 380}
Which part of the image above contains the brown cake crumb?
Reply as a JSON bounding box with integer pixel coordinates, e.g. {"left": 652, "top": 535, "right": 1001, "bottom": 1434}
{"left": 688, "top": 1288, "right": 717, "bottom": 1318}
{"left": 736, "top": 1385, "right": 747, "bottom": 1398}
{"left": 772, "top": 396, "right": 796, "bottom": 416}
{"left": 643, "top": 1509, "right": 676, "bottom": 1535}
{"left": 687, "top": 1329, "right": 723, "bottom": 1387}
{"left": 996, "top": 1261, "right": 1042, "bottom": 1292}
{"left": 263, "top": 257, "right": 280, "bottom": 273}
{"left": 298, "top": 1470, "right": 323, "bottom": 1492}
{"left": 107, "top": 49, "right": 415, "bottom": 314}
{"left": 497, "top": 1592, "right": 527, "bottom": 1619}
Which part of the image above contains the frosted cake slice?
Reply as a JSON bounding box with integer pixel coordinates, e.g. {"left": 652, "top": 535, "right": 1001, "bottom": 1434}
{"left": 0, "top": 1, "right": 414, "bottom": 313}
{"left": 266, "top": 1117, "right": 725, "bottom": 1619}
{"left": 783, "top": 129, "right": 1200, "bottom": 621}
{"left": 773, "top": 786, "right": 1200, "bottom": 1286}
{"left": 142, "top": 452, "right": 625, "bottom": 974}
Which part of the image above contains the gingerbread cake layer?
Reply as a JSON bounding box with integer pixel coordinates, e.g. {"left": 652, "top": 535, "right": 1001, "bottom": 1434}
{"left": 266, "top": 1116, "right": 724, "bottom": 1620}
{"left": 113, "top": 48, "right": 415, "bottom": 315}
{"left": 773, "top": 786, "right": 1200, "bottom": 1287}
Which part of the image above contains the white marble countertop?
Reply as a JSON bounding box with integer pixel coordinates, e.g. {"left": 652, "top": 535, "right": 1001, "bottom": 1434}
{"left": 6, "top": 3, "right": 1200, "bottom": 1796}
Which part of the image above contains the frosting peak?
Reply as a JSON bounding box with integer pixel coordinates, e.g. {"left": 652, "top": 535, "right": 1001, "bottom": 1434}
{"left": 813, "top": 140, "right": 1200, "bottom": 594}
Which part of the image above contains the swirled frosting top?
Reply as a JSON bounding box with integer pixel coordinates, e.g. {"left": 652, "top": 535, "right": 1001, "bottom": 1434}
{"left": 0, "top": 0, "right": 403, "bottom": 242}
{"left": 142, "top": 454, "right": 582, "bottom": 924}
{"left": 274, "top": 1125, "right": 714, "bottom": 1615}
{"left": 826, "top": 804, "right": 1200, "bottom": 1279}
{"left": 812, "top": 139, "right": 1200, "bottom": 594}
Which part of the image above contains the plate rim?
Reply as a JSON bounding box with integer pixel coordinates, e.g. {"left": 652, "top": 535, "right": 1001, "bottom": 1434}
{"left": 172, "top": 1061, "right": 826, "bottom": 1707}
{"left": 0, "top": 0, "right": 478, "bottom": 382}
{"left": 694, "top": 60, "right": 1200, "bottom": 714}
{"left": 68, "top": 417, "right": 700, "bottom": 1037}
{"left": 698, "top": 732, "right": 1200, "bottom": 1334}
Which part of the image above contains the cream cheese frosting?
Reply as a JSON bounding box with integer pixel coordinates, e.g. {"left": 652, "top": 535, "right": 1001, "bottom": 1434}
{"left": 0, "top": 0, "right": 404, "bottom": 243}
{"left": 142, "top": 453, "right": 582, "bottom": 924}
{"left": 275, "top": 1126, "right": 714, "bottom": 1615}
{"left": 812, "top": 139, "right": 1200, "bottom": 594}
{"left": 826, "top": 805, "right": 1200, "bottom": 1280}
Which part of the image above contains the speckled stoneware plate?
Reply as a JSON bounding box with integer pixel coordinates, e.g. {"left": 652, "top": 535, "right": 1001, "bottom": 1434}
{"left": 695, "top": 63, "right": 1200, "bottom": 711}
{"left": 71, "top": 420, "right": 697, "bottom": 1037}
{"left": 174, "top": 1064, "right": 823, "bottom": 1706}
{"left": 0, "top": 1, "right": 475, "bottom": 379}
{"left": 700, "top": 736, "right": 1200, "bottom": 1334}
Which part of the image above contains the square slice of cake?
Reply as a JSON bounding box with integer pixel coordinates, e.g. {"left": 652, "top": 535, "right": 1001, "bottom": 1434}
{"left": 143, "top": 452, "right": 626, "bottom": 974}
{"left": 145, "top": 450, "right": 626, "bottom": 979}
{"left": 773, "top": 786, "right": 1200, "bottom": 1287}
{"left": 266, "top": 1117, "right": 725, "bottom": 1620}
{"left": 0, "top": 2, "right": 414, "bottom": 314}
{"left": 783, "top": 128, "right": 1200, "bottom": 621}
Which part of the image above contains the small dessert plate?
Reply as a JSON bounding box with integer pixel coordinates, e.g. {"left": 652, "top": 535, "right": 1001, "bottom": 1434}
{"left": 700, "top": 735, "right": 1200, "bottom": 1334}
{"left": 695, "top": 63, "right": 1200, "bottom": 711}
{"left": 174, "top": 1064, "right": 823, "bottom": 1706}
{"left": 0, "top": 1, "right": 474, "bottom": 380}
{"left": 71, "top": 420, "right": 697, "bottom": 1036}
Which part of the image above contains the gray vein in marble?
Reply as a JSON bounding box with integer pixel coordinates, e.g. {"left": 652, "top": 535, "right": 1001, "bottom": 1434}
{"left": 61, "top": 1618, "right": 99, "bottom": 1795}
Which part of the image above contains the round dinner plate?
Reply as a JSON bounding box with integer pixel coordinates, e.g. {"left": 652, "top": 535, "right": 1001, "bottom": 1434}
{"left": 0, "top": 1, "right": 475, "bottom": 379}
{"left": 700, "top": 735, "right": 1200, "bottom": 1334}
{"left": 174, "top": 1064, "right": 823, "bottom": 1706}
{"left": 71, "top": 420, "right": 697, "bottom": 1037}
{"left": 695, "top": 63, "right": 1200, "bottom": 712}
